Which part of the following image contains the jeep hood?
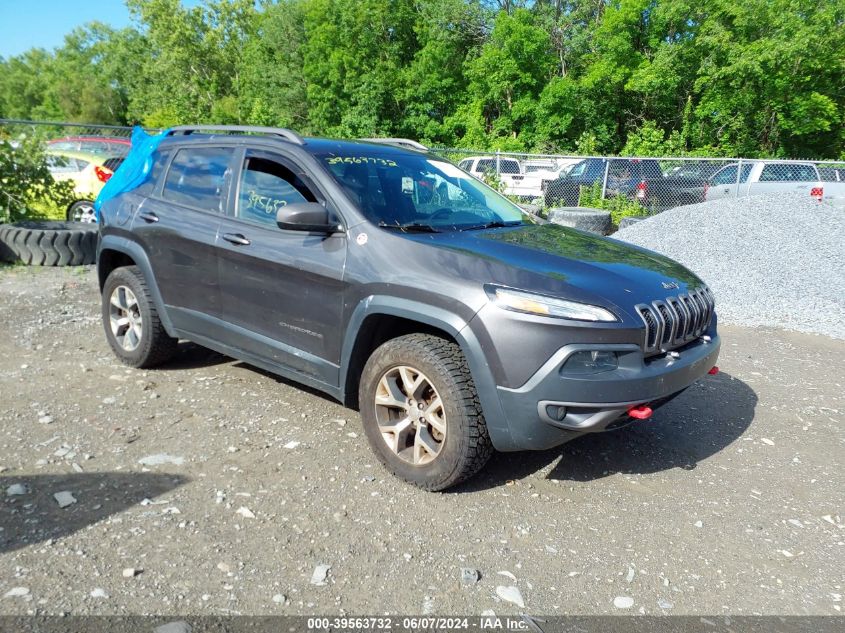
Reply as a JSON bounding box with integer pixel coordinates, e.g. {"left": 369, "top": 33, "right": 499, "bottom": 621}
{"left": 405, "top": 223, "right": 705, "bottom": 318}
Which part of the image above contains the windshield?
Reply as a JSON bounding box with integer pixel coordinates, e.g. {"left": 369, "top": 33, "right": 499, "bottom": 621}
{"left": 316, "top": 149, "right": 525, "bottom": 230}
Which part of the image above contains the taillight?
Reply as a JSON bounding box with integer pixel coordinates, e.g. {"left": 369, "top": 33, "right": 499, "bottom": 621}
{"left": 810, "top": 186, "right": 823, "bottom": 202}
{"left": 635, "top": 180, "right": 647, "bottom": 199}
{"left": 94, "top": 165, "right": 113, "bottom": 183}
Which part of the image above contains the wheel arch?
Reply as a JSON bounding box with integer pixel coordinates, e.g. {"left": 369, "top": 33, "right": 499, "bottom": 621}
{"left": 97, "top": 235, "right": 177, "bottom": 337}
{"left": 339, "top": 296, "right": 513, "bottom": 450}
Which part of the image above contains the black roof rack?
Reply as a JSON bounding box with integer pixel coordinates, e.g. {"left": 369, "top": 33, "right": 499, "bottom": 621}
{"left": 360, "top": 138, "right": 428, "bottom": 151}
{"left": 166, "top": 125, "right": 305, "bottom": 146}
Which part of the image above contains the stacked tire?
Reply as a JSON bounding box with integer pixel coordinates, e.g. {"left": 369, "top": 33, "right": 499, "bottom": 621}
{"left": 0, "top": 221, "right": 99, "bottom": 266}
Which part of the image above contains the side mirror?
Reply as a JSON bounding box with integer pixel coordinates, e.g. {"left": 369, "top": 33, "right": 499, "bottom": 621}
{"left": 276, "top": 202, "right": 338, "bottom": 233}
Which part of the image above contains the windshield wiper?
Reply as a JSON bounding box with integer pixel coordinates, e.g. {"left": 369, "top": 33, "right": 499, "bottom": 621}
{"left": 378, "top": 221, "right": 441, "bottom": 233}
{"left": 459, "top": 220, "right": 523, "bottom": 231}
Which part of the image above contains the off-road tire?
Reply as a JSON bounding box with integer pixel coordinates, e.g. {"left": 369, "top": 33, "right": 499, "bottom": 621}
{"left": 0, "top": 226, "right": 17, "bottom": 262}
{"left": 0, "top": 221, "right": 98, "bottom": 266}
{"left": 102, "top": 266, "right": 177, "bottom": 368}
{"left": 547, "top": 207, "right": 612, "bottom": 235}
{"left": 359, "top": 333, "right": 493, "bottom": 491}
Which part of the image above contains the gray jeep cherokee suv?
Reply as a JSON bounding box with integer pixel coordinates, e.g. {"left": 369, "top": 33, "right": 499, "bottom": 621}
{"left": 97, "top": 125, "right": 721, "bottom": 490}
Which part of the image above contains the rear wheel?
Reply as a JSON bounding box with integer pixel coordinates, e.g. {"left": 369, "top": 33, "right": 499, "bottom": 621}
{"left": 359, "top": 334, "right": 493, "bottom": 491}
{"left": 101, "top": 266, "right": 177, "bottom": 368}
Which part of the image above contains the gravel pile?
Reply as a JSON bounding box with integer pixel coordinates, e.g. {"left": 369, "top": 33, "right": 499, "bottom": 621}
{"left": 615, "top": 193, "right": 845, "bottom": 339}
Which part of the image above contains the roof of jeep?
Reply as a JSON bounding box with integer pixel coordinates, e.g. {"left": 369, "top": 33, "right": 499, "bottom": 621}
{"left": 157, "top": 134, "right": 428, "bottom": 157}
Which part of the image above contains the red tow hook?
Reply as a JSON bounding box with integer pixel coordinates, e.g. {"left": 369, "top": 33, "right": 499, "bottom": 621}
{"left": 628, "top": 405, "right": 653, "bottom": 420}
{"left": 708, "top": 366, "right": 719, "bottom": 375}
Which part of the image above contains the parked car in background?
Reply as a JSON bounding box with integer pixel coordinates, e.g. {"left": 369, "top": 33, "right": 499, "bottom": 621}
{"left": 542, "top": 158, "right": 662, "bottom": 207}
{"left": 704, "top": 161, "right": 845, "bottom": 208}
{"left": 640, "top": 162, "right": 727, "bottom": 211}
{"left": 48, "top": 136, "right": 131, "bottom": 157}
{"left": 515, "top": 159, "right": 580, "bottom": 202}
{"left": 46, "top": 149, "right": 121, "bottom": 221}
{"left": 457, "top": 155, "right": 530, "bottom": 198}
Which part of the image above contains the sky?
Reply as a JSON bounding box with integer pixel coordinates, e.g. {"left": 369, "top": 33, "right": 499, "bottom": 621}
{"left": 0, "top": 0, "right": 199, "bottom": 59}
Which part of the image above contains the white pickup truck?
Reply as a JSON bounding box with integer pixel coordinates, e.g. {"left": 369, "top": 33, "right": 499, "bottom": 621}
{"left": 705, "top": 161, "right": 845, "bottom": 208}
{"left": 457, "top": 156, "right": 577, "bottom": 201}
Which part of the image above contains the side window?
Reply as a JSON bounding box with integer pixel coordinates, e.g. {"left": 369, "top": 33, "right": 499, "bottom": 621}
{"left": 458, "top": 160, "right": 472, "bottom": 171}
{"left": 608, "top": 160, "right": 633, "bottom": 179}
{"left": 236, "top": 154, "right": 317, "bottom": 228}
{"left": 76, "top": 159, "right": 90, "bottom": 171}
{"left": 793, "top": 165, "right": 817, "bottom": 181}
{"left": 162, "top": 147, "right": 234, "bottom": 212}
{"left": 568, "top": 161, "right": 588, "bottom": 178}
{"left": 759, "top": 164, "right": 784, "bottom": 181}
{"left": 500, "top": 160, "right": 521, "bottom": 174}
{"left": 134, "top": 150, "right": 171, "bottom": 197}
{"left": 712, "top": 165, "right": 736, "bottom": 185}
{"left": 477, "top": 159, "right": 495, "bottom": 173}
{"left": 760, "top": 163, "right": 816, "bottom": 182}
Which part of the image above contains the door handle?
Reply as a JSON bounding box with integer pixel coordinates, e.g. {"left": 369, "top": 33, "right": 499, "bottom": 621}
{"left": 138, "top": 211, "right": 159, "bottom": 223}
{"left": 222, "top": 233, "right": 251, "bottom": 246}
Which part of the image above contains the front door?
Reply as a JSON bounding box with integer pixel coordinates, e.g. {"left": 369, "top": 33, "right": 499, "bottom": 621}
{"left": 214, "top": 149, "right": 348, "bottom": 388}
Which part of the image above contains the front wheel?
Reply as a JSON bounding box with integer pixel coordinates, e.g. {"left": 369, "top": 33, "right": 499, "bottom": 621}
{"left": 101, "top": 266, "right": 177, "bottom": 368}
{"left": 359, "top": 334, "right": 493, "bottom": 491}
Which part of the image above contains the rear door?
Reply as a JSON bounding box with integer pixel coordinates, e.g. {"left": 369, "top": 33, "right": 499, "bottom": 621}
{"left": 214, "top": 148, "right": 348, "bottom": 387}
{"left": 131, "top": 145, "right": 235, "bottom": 331}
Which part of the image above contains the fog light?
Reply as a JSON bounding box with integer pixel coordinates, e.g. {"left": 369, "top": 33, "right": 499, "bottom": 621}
{"left": 561, "top": 350, "right": 618, "bottom": 375}
{"left": 545, "top": 404, "right": 567, "bottom": 421}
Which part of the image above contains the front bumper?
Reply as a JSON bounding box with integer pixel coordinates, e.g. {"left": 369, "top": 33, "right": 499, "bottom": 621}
{"left": 494, "top": 334, "right": 721, "bottom": 450}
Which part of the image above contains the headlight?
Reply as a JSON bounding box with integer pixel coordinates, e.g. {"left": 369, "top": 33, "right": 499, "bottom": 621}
{"left": 487, "top": 286, "right": 617, "bottom": 322}
{"left": 561, "top": 350, "right": 618, "bottom": 374}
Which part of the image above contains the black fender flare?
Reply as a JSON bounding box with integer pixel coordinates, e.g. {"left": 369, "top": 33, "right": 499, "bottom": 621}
{"left": 97, "top": 234, "right": 177, "bottom": 337}
{"left": 339, "top": 296, "right": 514, "bottom": 451}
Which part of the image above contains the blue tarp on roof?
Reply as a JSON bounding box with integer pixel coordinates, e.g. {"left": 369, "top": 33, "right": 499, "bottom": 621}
{"left": 94, "top": 125, "right": 169, "bottom": 221}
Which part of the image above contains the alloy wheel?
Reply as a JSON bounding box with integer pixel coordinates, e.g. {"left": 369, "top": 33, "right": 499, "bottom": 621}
{"left": 373, "top": 365, "right": 446, "bottom": 465}
{"left": 108, "top": 285, "right": 143, "bottom": 351}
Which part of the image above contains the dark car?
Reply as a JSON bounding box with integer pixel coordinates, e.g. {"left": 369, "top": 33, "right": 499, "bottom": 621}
{"left": 542, "top": 158, "right": 662, "bottom": 207}
{"left": 643, "top": 162, "right": 728, "bottom": 211}
{"left": 96, "top": 125, "right": 721, "bottom": 490}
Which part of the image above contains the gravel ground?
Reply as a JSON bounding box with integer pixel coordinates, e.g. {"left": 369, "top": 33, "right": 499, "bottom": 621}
{"left": 0, "top": 266, "right": 843, "bottom": 617}
{"left": 614, "top": 194, "right": 845, "bottom": 339}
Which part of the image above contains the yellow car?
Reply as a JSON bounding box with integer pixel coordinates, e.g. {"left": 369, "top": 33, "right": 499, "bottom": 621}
{"left": 46, "top": 149, "right": 123, "bottom": 222}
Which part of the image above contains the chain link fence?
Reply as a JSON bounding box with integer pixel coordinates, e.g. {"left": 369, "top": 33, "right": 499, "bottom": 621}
{"left": 2, "top": 119, "right": 844, "bottom": 224}
{"left": 432, "top": 148, "right": 845, "bottom": 217}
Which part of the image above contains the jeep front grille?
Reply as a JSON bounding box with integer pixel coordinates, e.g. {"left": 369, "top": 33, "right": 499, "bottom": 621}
{"left": 636, "top": 287, "right": 715, "bottom": 354}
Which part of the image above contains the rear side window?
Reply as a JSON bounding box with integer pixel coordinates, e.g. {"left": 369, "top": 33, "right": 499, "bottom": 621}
{"left": 134, "top": 151, "right": 170, "bottom": 197}
{"left": 476, "top": 159, "right": 495, "bottom": 173}
{"left": 47, "top": 156, "right": 77, "bottom": 173}
{"left": 236, "top": 154, "right": 317, "bottom": 228}
{"left": 759, "top": 163, "right": 817, "bottom": 182}
{"left": 712, "top": 164, "right": 753, "bottom": 185}
{"left": 458, "top": 160, "right": 472, "bottom": 171}
{"left": 639, "top": 161, "right": 663, "bottom": 179}
{"left": 499, "top": 160, "right": 521, "bottom": 174}
{"left": 162, "top": 147, "right": 234, "bottom": 211}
